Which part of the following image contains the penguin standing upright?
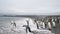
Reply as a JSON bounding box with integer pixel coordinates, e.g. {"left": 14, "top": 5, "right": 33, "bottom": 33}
{"left": 11, "top": 20, "right": 16, "bottom": 27}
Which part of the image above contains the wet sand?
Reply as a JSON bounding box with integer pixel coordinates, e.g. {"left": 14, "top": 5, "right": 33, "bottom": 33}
{"left": 51, "top": 23, "right": 60, "bottom": 34}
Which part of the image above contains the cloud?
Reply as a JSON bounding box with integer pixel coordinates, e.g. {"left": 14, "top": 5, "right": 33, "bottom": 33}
{"left": 0, "top": 0, "right": 60, "bottom": 15}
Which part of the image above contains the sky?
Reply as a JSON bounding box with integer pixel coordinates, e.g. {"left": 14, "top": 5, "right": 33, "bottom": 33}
{"left": 0, "top": 0, "right": 60, "bottom": 15}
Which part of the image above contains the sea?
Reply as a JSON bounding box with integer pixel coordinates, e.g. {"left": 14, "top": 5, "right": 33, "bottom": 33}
{"left": 0, "top": 17, "right": 27, "bottom": 34}
{"left": 0, "top": 17, "right": 60, "bottom": 34}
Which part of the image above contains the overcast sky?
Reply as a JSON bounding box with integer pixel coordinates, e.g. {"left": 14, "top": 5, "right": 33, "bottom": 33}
{"left": 0, "top": 0, "right": 60, "bottom": 15}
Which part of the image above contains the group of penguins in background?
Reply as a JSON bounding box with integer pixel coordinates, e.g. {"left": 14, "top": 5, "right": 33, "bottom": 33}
{"left": 34, "top": 17, "right": 59, "bottom": 30}
{"left": 10, "top": 17, "right": 59, "bottom": 34}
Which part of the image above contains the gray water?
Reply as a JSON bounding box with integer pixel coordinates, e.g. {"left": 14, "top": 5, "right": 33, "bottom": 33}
{"left": 0, "top": 17, "right": 27, "bottom": 34}
{"left": 0, "top": 17, "right": 58, "bottom": 34}
{"left": 0, "top": 17, "right": 24, "bottom": 27}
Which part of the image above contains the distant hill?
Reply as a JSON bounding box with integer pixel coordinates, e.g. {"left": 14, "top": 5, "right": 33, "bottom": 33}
{"left": 0, "top": 15, "right": 60, "bottom": 17}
